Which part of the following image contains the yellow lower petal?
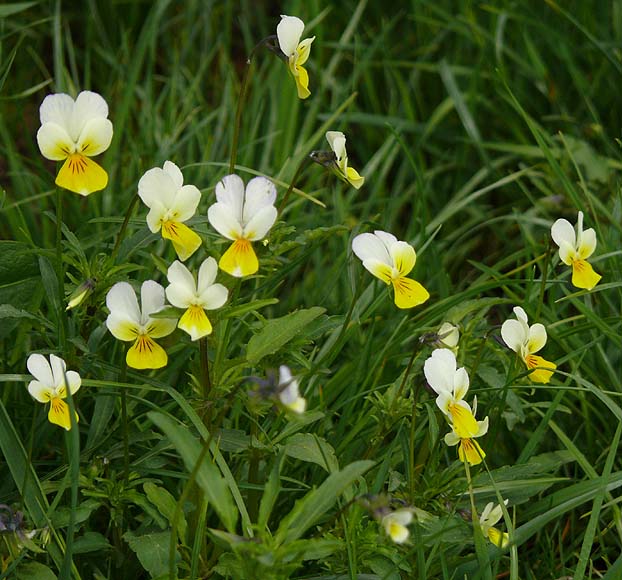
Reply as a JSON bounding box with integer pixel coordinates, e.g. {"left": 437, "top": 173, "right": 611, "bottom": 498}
{"left": 219, "top": 239, "right": 258, "bottom": 277}
{"left": 289, "top": 62, "right": 310, "bottom": 99}
{"left": 346, "top": 166, "right": 365, "bottom": 189}
{"left": 48, "top": 397, "right": 78, "bottom": 430}
{"left": 571, "top": 259, "right": 602, "bottom": 290}
{"left": 487, "top": 527, "right": 509, "bottom": 548}
{"left": 458, "top": 438, "right": 485, "bottom": 466}
{"left": 127, "top": 335, "right": 168, "bottom": 369}
{"left": 56, "top": 154, "right": 108, "bottom": 196}
{"left": 392, "top": 276, "right": 430, "bottom": 309}
{"left": 525, "top": 355, "right": 556, "bottom": 384}
{"left": 179, "top": 305, "right": 213, "bottom": 341}
{"left": 161, "top": 221, "right": 202, "bottom": 261}
{"left": 449, "top": 404, "right": 479, "bottom": 439}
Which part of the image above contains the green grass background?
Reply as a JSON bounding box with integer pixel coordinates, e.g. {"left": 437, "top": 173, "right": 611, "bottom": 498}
{"left": 1, "top": 0, "right": 621, "bottom": 578}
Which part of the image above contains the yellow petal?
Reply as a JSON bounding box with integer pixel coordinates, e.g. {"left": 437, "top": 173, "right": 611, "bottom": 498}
{"left": 127, "top": 335, "right": 168, "bottom": 369}
{"left": 458, "top": 438, "right": 485, "bottom": 466}
{"left": 449, "top": 403, "right": 479, "bottom": 439}
{"left": 392, "top": 276, "right": 429, "bottom": 309}
{"left": 161, "top": 221, "right": 202, "bottom": 262}
{"left": 48, "top": 397, "right": 78, "bottom": 430}
{"left": 178, "top": 305, "right": 213, "bottom": 341}
{"left": 219, "top": 239, "right": 259, "bottom": 277}
{"left": 571, "top": 259, "right": 602, "bottom": 290}
{"left": 487, "top": 527, "right": 509, "bottom": 548}
{"left": 289, "top": 62, "right": 311, "bottom": 99}
{"left": 56, "top": 154, "right": 108, "bottom": 196}
{"left": 346, "top": 166, "right": 365, "bottom": 189}
{"left": 524, "top": 354, "right": 556, "bottom": 384}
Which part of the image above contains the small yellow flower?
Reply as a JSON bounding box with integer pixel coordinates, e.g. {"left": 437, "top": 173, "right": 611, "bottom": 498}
{"left": 352, "top": 230, "right": 429, "bottom": 309}
{"left": 26, "top": 354, "right": 81, "bottom": 430}
{"left": 138, "top": 161, "right": 202, "bottom": 261}
{"left": 501, "top": 306, "right": 556, "bottom": 384}
{"left": 551, "top": 211, "right": 602, "bottom": 290}
{"left": 479, "top": 500, "right": 510, "bottom": 548}
{"left": 381, "top": 509, "right": 413, "bottom": 544}
{"left": 207, "top": 174, "right": 277, "bottom": 278}
{"left": 325, "top": 131, "right": 364, "bottom": 189}
{"left": 36, "top": 91, "right": 113, "bottom": 195}
{"left": 444, "top": 412, "right": 488, "bottom": 466}
{"left": 276, "top": 15, "right": 315, "bottom": 99}
{"left": 165, "top": 258, "right": 228, "bottom": 341}
{"left": 105, "top": 281, "right": 177, "bottom": 369}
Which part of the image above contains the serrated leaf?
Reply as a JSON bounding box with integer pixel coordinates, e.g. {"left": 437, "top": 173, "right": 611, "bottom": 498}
{"left": 124, "top": 531, "right": 178, "bottom": 578}
{"left": 246, "top": 307, "right": 326, "bottom": 364}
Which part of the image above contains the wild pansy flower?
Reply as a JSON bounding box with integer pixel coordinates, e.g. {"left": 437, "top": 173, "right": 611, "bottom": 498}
{"left": 138, "top": 161, "right": 202, "bottom": 261}
{"left": 325, "top": 131, "right": 365, "bottom": 189}
{"left": 165, "top": 258, "right": 228, "bottom": 341}
{"left": 501, "top": 306, "right": 556, "bottom": 384}
{"left": 551, "top": 210, "right": 602, "bottom": 290}
{"left": 26, "top": 354, "right": 81, "bottom": 430}
{"left": 36, "top": 91, "right": 113, "bottom": 195}
{"left": 352, "top": 230, "right": 429, "bottom": 309}
{"left": 277, "top": 365, "right": 306, "bottom": 414}
{"left": 424, "top": 348, "right": 478, "bottom": 438}
{"left": 276, "top": 15, "right": 315, "bottom": 99}
{"left": 105, "top": 280, "right": 177, "bottom": 369}
{"left": 207, "top": 174, "right": 277, "bottom": 278}
{"left": 444, "top": 403, "right": 489, "bottom": 466}
{"left": 479, "top": 500, "right": 510, "bottom": 548}
{"left": 381, "top": 509, "right": 413, "bottom": 544}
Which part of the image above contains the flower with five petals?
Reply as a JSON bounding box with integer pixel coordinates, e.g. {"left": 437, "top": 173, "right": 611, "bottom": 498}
{"left": 207, "top": 174, "right": 277, "bottom": 277}
{"left": 166, "top": 258, "right": 228, "bottom": 341}
{"left": 276, "top": 15, "right": 315, "bottom": 99}
{"left": 444, "top": 404, "right": 489, "bottom": 466}
{"left": 26, "top": 354, "right": 81, "bottom": 430}
{"left": 138, "top": 161, "right": 202, "bottom": 261}
{"left": 325, "top": 131, "right": 365, "bottom": 189}
{"left": 36, "top": 91, "right": 113, "bottom": 195}
{"left": 501, "top": 306, "right": 556, "bottom": 384}
{"left": 352, "top": 230, "right": 429, "bottom": 309}
{"left": 551, "top": 211, "right": 602, "bottom": 290}
{"left": 105, "top": 280, "right": 177, "bottom": 369}
{"left": 381, "top": 509, "right": 413, "bottom": 544}
{"left": 479, "top": 500, "right": 510, "bottom": 548}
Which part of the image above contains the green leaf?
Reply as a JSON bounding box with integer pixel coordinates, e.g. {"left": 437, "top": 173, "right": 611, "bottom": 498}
{"left": 275, "top": 460, "right": 374, "bottom": 545}
{"left": 144, "top": 482, "right": 187, "bottom": 541}
{"left": 246, "top": 307, "right": 326, "bottom": 364}
{"left": 149, "top": 412, "right": 238, "bottom": 533}
{"left": 73, "top": 531, "right": 113, "bottom": 554}
{"left": 281, "top": 433, "right": 339, "bottom": 473}
{"left": 15, "top": 561, "right": 57, "bottom": 580}
{"left": 221, "top": 298, "right": 279, "bottom": 319}
{"left": 0, "top": 2, "right": 37, "bottom": 18}
{"left": 123, "top": 531, "right": 178, "bottom": 579}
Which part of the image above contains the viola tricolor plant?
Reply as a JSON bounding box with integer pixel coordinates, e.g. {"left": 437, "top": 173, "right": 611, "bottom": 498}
{"left": 276, "top": 15, "right": 315, "bottom": 99}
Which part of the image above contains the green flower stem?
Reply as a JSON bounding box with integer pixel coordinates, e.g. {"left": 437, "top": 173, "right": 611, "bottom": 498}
{"left": 120, "top": 362, "right": 129, "bottom": 485}
{"left": 110, "top": 191, "right": 141, "bottom": 262}
{"left": 199, "top": 337, "right": 212, "bottom": 427}
{"left": 277, "top": 156, "right": 311, "bottom": 215}
{"left": 55, "top": 187, "right": 67, "bottom": 354}
{"left": 247, "top": 418, "right": 261, "bottom": 523}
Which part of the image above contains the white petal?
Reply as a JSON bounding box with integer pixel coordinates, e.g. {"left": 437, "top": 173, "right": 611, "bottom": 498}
{"left": 551, "top": 218, "right": 576, "bottom": 250}
{"left": 27, "top": 354, "right": 53, "bottom": 387}
{"left": 199, "top": 283, "right": 228, "bottom": 310}
{"left": 214, "top": 174, "right": 245, "bottom": 223}
{"left": 527, "top": 323, "right": 547, "bottom": 354}
{"left": 444, "top": 431, "right": 460, "bottom": 446}
{"left": 163, "top": 160, "right": 184, "bottom": 189}
{"left": 453, "top": 367, "right": 470, "bottom": 400}
{"left": 500, "top": 319, "right": 525, "bottom": 353}
{"left": 326, "top": 131, "right": 347, "bottom": 161}
{"left": 65, "top": 370, "right": 81, "bottom": 395}
{"left": 71, "top": 91, "right": 109, "bottom": 140}
{"left": 76, "top": 117, "right": 113, "bottom": 157}
{"left": 36, "top": 123, "right": 75, "bottom": 160}
{"left": 138, "top": 166, "right": 176, "bottom": 208}
{"left": 171, "top": 185, "right": 201, "bottom": 222}
{"left": 578, "top": 227, "right": 597, "bottom": 259}
{"left": 476, "top": 416, "right": 489, "bottom": 437}
{"left": 352, "top": 233, "right": 391, "bottom": 266}
{"left": 243, "top": 205, "right": 277, "bottom": 240}
{"left": 166, "top": 261, "right": 196, "bottom": 308}
{"left": 277, "top": 15, "right": 304, "bottom": 56}
{"left": 197, "top": 257, "right": 218, "bottom": 294}
{"left": 146, "top": 203, "right": 167, "bottom": 233}
{"left": 39, "top": 93, "right": 75, "bottom": 126}
{"left": 423, "top": 349, "right": 457, "bottom": 394}
{"left": 512, "top": 306, "right": 528, "bottom": 324}
{"left": 438, "top": 322, "right": 459, "bottom": 348}
{"left": 49, "top": 354, "right": 67, "bottom": 388}
{"left": 140, "top": 280, "right": 166, "bottom": 321}
{"left": 373, "top": 230, "right": 398, "bottom": 250}
{"left": 106, "top": 282, "right": 140, "bottom": 323}
{"left": 390, "top": 509, "right": 413, "bottom": 526}
{"left": 28, "top": 381, "right": 54, "bottom": 403}
{"left": 279, "top": 365, "right": 293, "bottom": 385}
{"left": 208, "top": 202, "right": 243, "bottom": 240}
{"left": 242, "top": 176, "right": 277, "bottom": 225}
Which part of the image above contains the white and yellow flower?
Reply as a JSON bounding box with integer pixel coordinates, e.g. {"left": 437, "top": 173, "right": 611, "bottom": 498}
{"left": 36, "top": 90, "right": 113, "bottom": 195}
{"left": 277, "top": 365, "right": 306, "bottom": 414}
{"left": 137, "top": 161, "right": 202, "bottom": 261}
{"left": 424, "top": 348, "right": 478, "bottom": 438}
{"left": 165, "top": 258, "right": 228, "bottom": 341}
{"left": 207, "top": 174, "right": 277, "bottom": 277}
{"left": 501, "top": 306, "right": 556, "bottom": 384}
{"left": 479, "top": 500, "right": 510, "bottom": 548}
{"left": 276, "top": 15, "right": 315, "bottom": 99}
{"left": 26, "top": 354, "right": 81, "bottom": 430}
{"left": 352, "top": 230, "right": 429, "bottom": 309}
{"left": 444, "top": 406, "right": 489, "bottom": 466}
{"left": 105, "top": 280, "right": 177, "bottom": 369}
{"left": 551, "top": 211, "right": 602, "bottom": 290}
{"left": 325, "top": 131, "right": 364, "bottom": 189}
{"left": 381, "top": 509, "right": 413, "bottom": 544}
{"left": 437, "top": 322, "right": 459, "bottom": 350}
